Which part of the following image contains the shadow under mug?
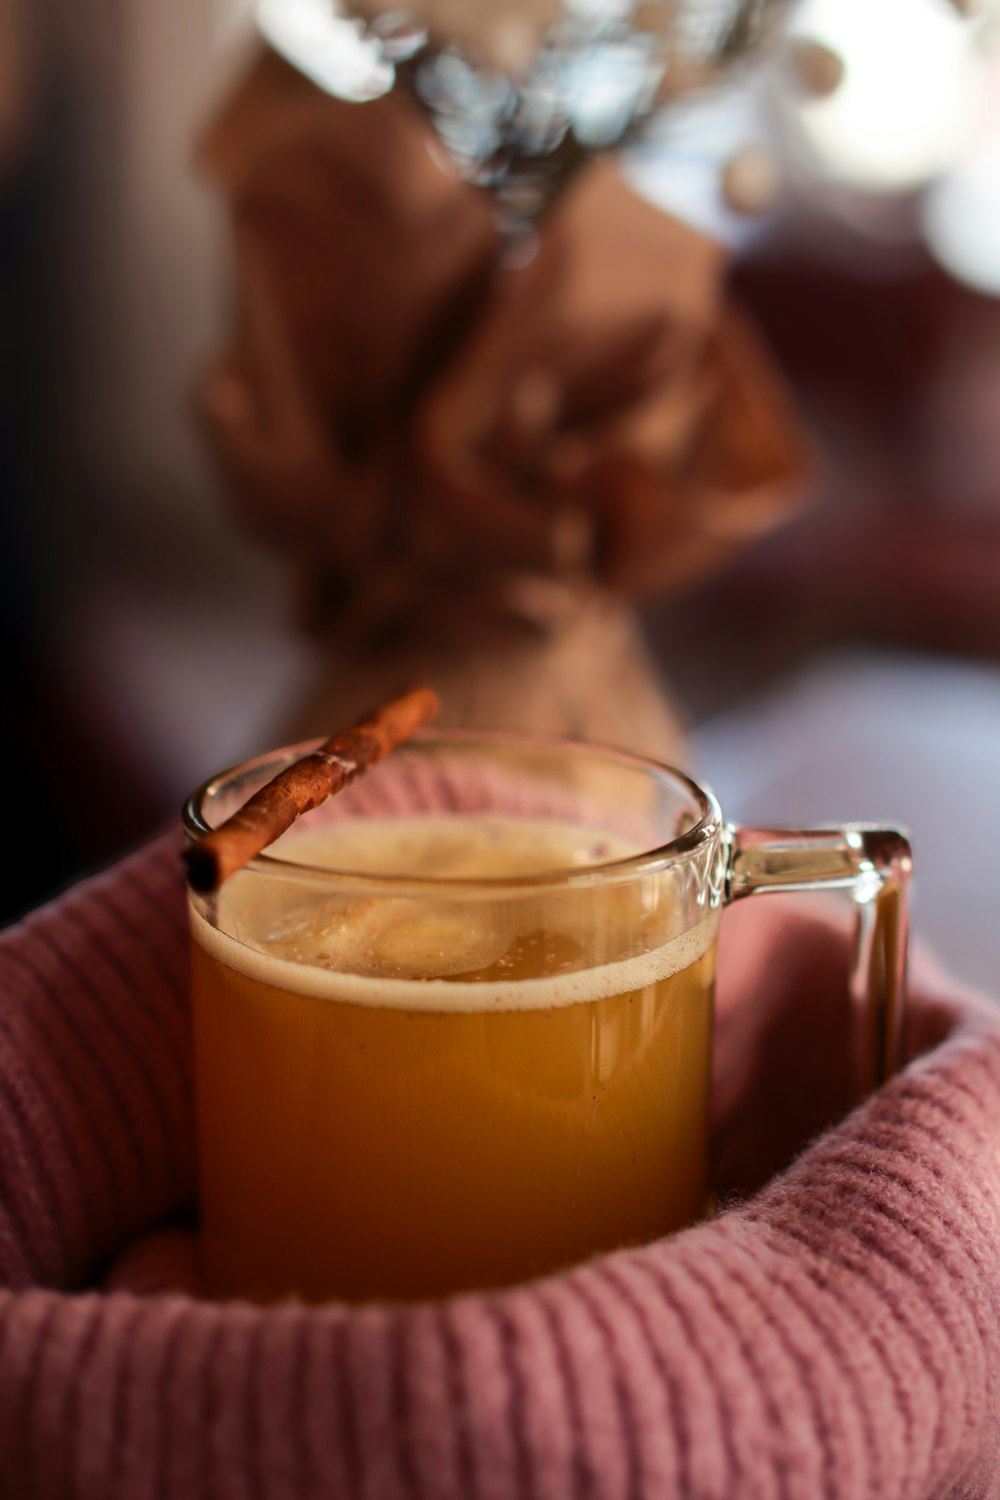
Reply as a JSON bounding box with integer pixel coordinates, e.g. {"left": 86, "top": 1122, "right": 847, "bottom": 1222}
{"left": 184, "top": 730, "right": 910, "bottom": 1305}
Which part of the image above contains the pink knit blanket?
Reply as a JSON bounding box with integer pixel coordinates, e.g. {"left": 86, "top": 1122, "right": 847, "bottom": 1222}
{"left": 1, "top": 833, "right": 999, "bottom": 1499}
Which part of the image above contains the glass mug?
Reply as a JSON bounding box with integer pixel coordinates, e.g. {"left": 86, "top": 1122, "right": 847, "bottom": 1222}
{"left": 184, "top": 731, "right": 910, "bottom": 1305}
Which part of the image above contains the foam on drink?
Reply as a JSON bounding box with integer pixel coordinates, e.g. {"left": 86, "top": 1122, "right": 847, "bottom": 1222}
{"left": 191, "top": 815, "right": 719, "bottom": 1010}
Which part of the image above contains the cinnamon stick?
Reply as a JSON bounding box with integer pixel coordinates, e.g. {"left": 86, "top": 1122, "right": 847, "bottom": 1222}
{"left": 184, "top": 687, "right": 439, "bottom": 892}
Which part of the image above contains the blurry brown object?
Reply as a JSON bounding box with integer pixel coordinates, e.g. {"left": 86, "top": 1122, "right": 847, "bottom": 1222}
{"left": 0, "top": 0, "right": 35, "bottom": 182}
{"left": 198, "top": 48, "right": 810, "bottom": 754}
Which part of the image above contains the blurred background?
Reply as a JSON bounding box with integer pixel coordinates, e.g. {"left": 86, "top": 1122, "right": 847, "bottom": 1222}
{"left": 2, "top": 0, "right": 999, "bottom": 987}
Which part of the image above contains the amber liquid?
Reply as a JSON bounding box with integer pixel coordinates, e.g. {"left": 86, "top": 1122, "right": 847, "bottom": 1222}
{"left": 190, "top": 817, "right": 717, "bottom": 1303}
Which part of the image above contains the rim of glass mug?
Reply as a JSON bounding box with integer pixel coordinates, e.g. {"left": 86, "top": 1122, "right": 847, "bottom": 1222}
{"left": 183, "top": 729, "right": 726, "bottom": 895}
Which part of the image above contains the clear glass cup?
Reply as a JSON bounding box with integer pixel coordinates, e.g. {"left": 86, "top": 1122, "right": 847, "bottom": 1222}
{"left": 183, "top": 730, "right": 910, "bottom": 1305}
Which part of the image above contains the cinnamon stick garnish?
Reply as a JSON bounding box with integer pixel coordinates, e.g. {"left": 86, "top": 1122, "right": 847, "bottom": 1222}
{"left": 184, "top": 687, "right": 439, "bottom": 892}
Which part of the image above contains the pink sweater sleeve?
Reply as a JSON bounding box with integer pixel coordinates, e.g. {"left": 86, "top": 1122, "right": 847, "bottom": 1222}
{"left": 0, "top": 836, "right": 194, "bottom": 1291}
{"left": 1, "top": 836, "right": 999, "bottom": 1499}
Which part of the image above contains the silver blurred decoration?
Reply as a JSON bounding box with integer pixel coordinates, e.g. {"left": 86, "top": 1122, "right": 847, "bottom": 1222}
{"left": 257, "top": 0, "right": 791, "bottom": 224}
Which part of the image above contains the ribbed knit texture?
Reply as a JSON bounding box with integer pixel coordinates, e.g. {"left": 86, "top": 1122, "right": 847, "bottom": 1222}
{"left": 1, "top": 833, "right": 999, "bottom": 1499}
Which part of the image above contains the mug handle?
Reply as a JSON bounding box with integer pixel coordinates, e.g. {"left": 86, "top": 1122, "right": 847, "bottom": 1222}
{"left": 725, "top": 825, "right": 912, "bottom": 1099}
